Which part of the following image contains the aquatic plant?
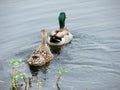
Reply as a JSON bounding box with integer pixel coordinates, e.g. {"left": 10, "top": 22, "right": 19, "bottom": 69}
{"left": 56, "top": 68, "right": 67, "bottom": 86}
{"left": 36, "top": 79, "right": 41, "bottom": 90}
{"left": 9, "top": 59, "right": 42, "bottom": 90}
{"left": 9, "top": 59, "right": 32, "bottom": 90}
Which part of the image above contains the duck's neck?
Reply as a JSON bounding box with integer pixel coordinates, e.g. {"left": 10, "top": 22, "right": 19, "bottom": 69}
{"left": 59, "top": 20, "right": 65, "bottom": 29}
{"left": 41, "top": 30, "right": 47, "bottom": 46}
{"left": 41, "top": 38, "right": 47, "bottom": 45}
{"left": 40, "top": 36, "right": 48, "bottom": 50}
{"left": 58, "top": 15, "right": 66, "bottom": 29}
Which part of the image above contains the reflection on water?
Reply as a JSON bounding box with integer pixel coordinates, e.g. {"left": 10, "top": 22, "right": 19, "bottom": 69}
{"left": 29, "top": 64, "right": 49, "bottom": 76}
{"left": 49, "top": 46, "right": 63, "bottom": 54}
{"left": 0, "top": 0, "right": 120, "bottom": 90}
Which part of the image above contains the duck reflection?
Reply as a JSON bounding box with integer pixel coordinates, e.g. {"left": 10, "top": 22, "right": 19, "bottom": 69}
{"left": 28, "top": 63, "right": 49, "bottom": 80}
{"left": 49, "top": 45, "right": 62, "bottom": 54}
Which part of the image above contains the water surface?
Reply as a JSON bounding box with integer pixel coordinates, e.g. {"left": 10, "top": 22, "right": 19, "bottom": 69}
{"left": 0, "top": 0, "right": 120, "bottom": 90}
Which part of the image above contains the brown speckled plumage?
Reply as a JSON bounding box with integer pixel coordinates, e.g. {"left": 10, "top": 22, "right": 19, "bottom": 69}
{"left": 27, "top": 29, "right": 53, "bottom": 66}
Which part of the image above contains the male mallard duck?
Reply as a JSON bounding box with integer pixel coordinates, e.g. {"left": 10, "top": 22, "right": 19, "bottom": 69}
{"left": 27, "top": 29, "right": 53, "bottom": 66}
{"left": 47, "top": 12, "right": 73, "bottom": 46}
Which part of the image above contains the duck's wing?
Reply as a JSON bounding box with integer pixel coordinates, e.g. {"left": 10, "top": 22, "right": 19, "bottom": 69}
{"left": 38, "top": 46, "right": 53, "bottom": 62}
{"left": 56, "top": 30, "right": 69, "bottom": 38}
{"left": 50, "top": 30, "right": 60, "bottom": 36}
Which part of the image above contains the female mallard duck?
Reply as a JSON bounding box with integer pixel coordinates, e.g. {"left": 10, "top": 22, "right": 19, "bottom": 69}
{"left": 47, "top": 12, "right": 73, "bottom": 46}
{"left": 27, "top": 29, "right": 53, "bottom": 66}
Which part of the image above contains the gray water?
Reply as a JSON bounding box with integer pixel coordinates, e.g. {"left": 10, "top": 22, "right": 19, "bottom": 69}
{"left": 0, "top": 0, "right": 120, "bottom": 90}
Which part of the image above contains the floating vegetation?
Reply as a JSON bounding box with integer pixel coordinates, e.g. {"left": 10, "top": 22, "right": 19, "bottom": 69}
{"left": 36, "top": 79, "right": 41, "bottom": 90}
{"left": 9, "top": 59, "right": 67, "bottom": 90}
{"left": 56, "top": 68, "right": 67, "bottom": 86}
{"left": 9, "top": 59, "right": 41, "bottom": 90}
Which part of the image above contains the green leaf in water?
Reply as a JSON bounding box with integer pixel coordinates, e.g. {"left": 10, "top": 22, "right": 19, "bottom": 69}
{"left": 10, "top": 80, "right": 16, "bottom": 87}
{"left": 18, "top": 59, "right": 24, "bottom": 65}
{"left": 14, "top": 73, "right": 19, "bottom": 81}
{"left": 9, "top": 59, "right": 24, "bottom": 66}
{"left": 9, "top": 59, "right": 16, "bottom": 65}
{"left": 20, "top": 73, "right": 27, "bottom": 79}
{"left": 59, "top": 68, "right": 67, "bottom": 74}
{"left": 36, "top": 80, "right": 41, "bottom": 86}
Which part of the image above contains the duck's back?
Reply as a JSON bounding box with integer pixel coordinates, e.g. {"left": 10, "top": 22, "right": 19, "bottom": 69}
{"left": 27, "top": 50, "right": 46, "bottom": 66}
{"left": 38, "top": 45, "right": 53, "bottom": 62}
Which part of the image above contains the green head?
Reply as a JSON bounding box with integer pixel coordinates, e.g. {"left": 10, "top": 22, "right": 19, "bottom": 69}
{"left": 58, "top": 12, "right": 66, "bottom": 29}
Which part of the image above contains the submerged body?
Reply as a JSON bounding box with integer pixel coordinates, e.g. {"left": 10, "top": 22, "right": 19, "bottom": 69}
{"left": 27, "top": 29, "right": 53, "bottom": 66}
{"left": 48, "top": 12, "right": 73, "bottom": 46}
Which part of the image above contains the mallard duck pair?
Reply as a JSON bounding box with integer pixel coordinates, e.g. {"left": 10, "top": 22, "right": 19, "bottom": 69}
{"left": 27, "top": 12, "right": 73, "bottom": 66}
